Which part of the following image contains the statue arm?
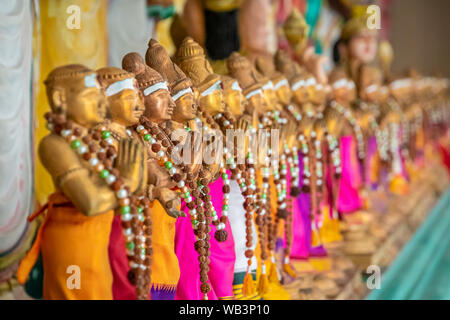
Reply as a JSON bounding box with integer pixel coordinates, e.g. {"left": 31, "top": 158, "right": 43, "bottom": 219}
{"left": 38, "top": 134, "right": 118, "bottom": 216}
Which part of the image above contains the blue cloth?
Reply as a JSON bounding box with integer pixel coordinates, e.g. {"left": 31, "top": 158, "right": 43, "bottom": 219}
{"left": 367, "top": 189, "right": 450, "bottom": 300}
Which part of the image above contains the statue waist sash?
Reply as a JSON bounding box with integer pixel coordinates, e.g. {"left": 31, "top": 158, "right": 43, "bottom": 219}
{"left": 18, "top": 192, "right": 114, "bottom": 300}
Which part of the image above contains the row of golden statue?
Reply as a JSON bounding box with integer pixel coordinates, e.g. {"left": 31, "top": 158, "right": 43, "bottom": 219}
{"left": 18, "top": 16, "right": 449, "bottom": 300}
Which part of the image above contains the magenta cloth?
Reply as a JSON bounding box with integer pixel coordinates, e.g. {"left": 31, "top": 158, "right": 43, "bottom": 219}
{"left": 174, "top": 177, "right": 236, "bottom": 300}
{"left": 337, "top": 136, "right": 362, "bottom": 214}
{"left": 290, "top": 152, "right": 327, "bottom": 259}
{"left": 109, "top": 215, "right": 136, "bottom": 300}
{"left": 109, "top": 215, "right": 176, "bottom": 300}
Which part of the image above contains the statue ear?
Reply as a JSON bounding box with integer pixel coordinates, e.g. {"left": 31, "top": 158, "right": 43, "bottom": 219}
{"left": 52, "top": 89, "right": 63, "bottom": 108}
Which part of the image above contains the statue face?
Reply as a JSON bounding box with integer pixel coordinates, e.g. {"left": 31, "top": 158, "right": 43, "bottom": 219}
{"left": 332, "top": 86, "right": 348, "bottom": 104}
{"left": 275, "top": 84, "right": 292, "bottom": 106}
{"left": 292, "top": 86, "right": 309, "bottom": 105}
{"left": 349, "top": 30, "right": 378, "bottom": 64}
{"left": 224, "top": 89, "right": 246, "bottom": 118}
{"left": 143, "top": 89, "right": 174, "bottom": 122}
{"left": 311, "top": 84, "right": 326, "bottom": 105}
{"left": 63, "top": 77, "right": 106, "bottom": 127}
{"left": 262, "top": 88, "right": 279, "bottom": 111}
{"left": 199, "top": 89, "right": 225, "bottom": 116}
{"left": 248, "top": 92, "right": 268, "bottom": 116}
{"left": 172, "top": 92, "right": 197, "bottom": 123}
{"left": 107, "top": 86, "right": 145, "bottom": 126}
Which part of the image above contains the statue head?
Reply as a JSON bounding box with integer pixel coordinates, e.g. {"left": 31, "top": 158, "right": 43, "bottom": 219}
{"left": 146, "top": 38, "right": 197, "bottom": 123}
{"left": 340, "top": 16, "right": 378, "bottom": 65}
{"left": 274, "top": 50, "right": 312, "bottom": 106}
{"left": 388, "top": 76, "right": 412, "bottom": 104}
{"left": 122, "top": 52, "right": 174, "bottom": 124}
{"left": 44, "top": 64, "right": 106, "bottom": 128}
{"left": 221, "top": 75, "right": 247, "bottom": 118}
{"left": 358, "top": 65, "right": 382, "bottom": 103}
{"left": 175, "top": 37, "right": 225, "bottom": 116}
{"left": 283, "top": 8, "right": 309, "bottom": 54}
{"left": 96, "top": 67, "right": 144, "bottom": 126}
{"left": 227, "top": 52, "right": 268, "bottom": 116}
{"left": 255, "top": 55, "right": 292, "bottom": 107}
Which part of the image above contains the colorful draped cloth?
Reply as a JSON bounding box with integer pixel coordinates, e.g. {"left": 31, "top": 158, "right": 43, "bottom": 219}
{"left": 337, "top": 136, "right": 363, "bottom": 214}
{"left": 18, "top": 192, "right": 113, "bottom": 300}
{"left": 175, "top": 178, "right": 235, "bottom": 300}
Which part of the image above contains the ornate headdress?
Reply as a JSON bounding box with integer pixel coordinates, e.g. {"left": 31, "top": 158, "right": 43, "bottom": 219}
{"left": 146, "top": 38, "right": 193, "bottom": 101}
{"left": 175, "top": 37, "right": 221, "bottom": 95}
{"left": 44, "top": 64, "right": 96, "bottom": 88}
{"left": 96, "top": 67, "right": 137, "bottom": 97}
{"left": 227, "top": 52, "right": 264, "bottom": 99}
{"left": 283, "top": 8, "right": 309, "bottom": 53}
{"left": 122, "top": 52, "right": 168, "bottom": 96}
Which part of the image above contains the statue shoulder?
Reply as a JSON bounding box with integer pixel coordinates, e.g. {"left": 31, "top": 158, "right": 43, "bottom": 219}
{"left": 39, "top": 133, "right": 84, "bottom": 182}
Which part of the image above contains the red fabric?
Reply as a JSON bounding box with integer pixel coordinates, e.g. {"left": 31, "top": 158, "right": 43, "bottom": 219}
{"left": 438, "top": 143, "right": 450, "bottom": 176}
{"left": 108, "top": 215, "right": 136, "bottom": 300}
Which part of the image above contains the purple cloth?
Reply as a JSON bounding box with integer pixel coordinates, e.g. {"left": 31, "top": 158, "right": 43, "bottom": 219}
{"left": 151, "top": 287, "right": 176, "bottom": 300}
{"left": 290, "top": 152, "right": 327, "bottom": 259}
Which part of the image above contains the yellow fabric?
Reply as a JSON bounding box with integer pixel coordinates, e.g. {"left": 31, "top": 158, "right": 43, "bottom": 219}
{"left": 319, "top": 205, "right": 343, "bottom": 243}
{"left": 291, "top": 259, "right": 315, "bottom": 272}
{"left": 37, "top": 193, "right": 114, "bottom": 300}
{"left": 233, "top": 283, "right": 261, "bottom": 300}
{"left": 255, "top": 260, "right": 290, "bottom": 300}
{"left": 389, "top": 175, "right": 409, "bottom": 195}
{"left": 35, "top": 0, "right": 109, "bottom": 205}
{"left": 309, "top": 257, "right": 332, "bottom": 271}
{"left": 150, "top": 200, "right": 180, "bottom": 289}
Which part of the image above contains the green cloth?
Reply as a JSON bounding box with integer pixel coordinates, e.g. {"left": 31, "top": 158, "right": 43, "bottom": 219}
{"left": 367, "top": 189, "right": 450, "bottom": 300}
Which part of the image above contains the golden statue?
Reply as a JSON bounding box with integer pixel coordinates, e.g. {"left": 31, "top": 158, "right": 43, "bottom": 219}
{"left": 35, "top": 64, "right": 147, "bottom": 300}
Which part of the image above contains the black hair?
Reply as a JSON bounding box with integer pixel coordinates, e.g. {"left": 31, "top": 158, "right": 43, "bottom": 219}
{"left": 204, "top": 8, "right": 240, "bottom": 61}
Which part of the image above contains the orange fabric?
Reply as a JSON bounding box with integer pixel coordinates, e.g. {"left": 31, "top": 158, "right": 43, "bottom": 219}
{"left": 39, "top": 193, "right": 114, "bottom": 300}
{"left": 17, "top": 204, "right": 50, "bottom": 285}
{"left": 150, "top": 200, "right": 180, "bottom": 289}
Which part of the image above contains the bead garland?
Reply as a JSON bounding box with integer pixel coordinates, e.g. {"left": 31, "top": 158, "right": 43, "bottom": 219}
{"left": 330, "top": 101, "right": 365, "bottom": 160}
{"left": 136, "top": 116, "right": 213, "bottom": 300}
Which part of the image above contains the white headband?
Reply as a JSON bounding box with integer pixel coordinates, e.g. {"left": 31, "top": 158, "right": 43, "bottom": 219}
{"left": 347, "top": 81, "right": 355, "bottom": 89}
{"left": 274, "top": 79, "right": 289, "bottom": 90}
{"left": 332, "top": 79, "right": 347, "bottom": 90}
{"left": 231, "top": 81, "right": 242, "bottom": 92}
{"left": 365, "top": 84, "right": 378, "bottom": 94}
{"left": 143, "top": 81, "right": 168, "bottom": 96}
{"left": 291, "top": 79, "right": 305, "bottom": 91}
{"left": 84, "top": 73, "right": 99, "bottom": 89}
{"left": 172, "top": 87, "right": 193, "bottom": 102}
{"left": 305, "top": 77, "right": 316, "bottom": 87}
{"left": 201, "top": 80, "right": 221, "bottom": 97}
{"left": 390, "top": 79, "right": 411, "bottom": 90}
{"left": 245, "top": 88, "right": 263, "bottom": 99}
{"left": 262, "top": 81, "right": 274, "bottom": 91}
{"left": 105, "top": 78, "right": 136, "bottom": 97}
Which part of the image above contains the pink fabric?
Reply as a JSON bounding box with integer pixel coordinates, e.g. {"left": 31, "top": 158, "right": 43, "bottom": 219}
{"left": 337, "top": 136, "right": 362, "bottom": 214}
{"left": 109, "top": 215, "right": 136, "bottom": 300}
{"left": 174, "top": 178, "right": 236, "bottom": 300}
{"left": 290, "top": 152, "right": 327, "bottom": 259}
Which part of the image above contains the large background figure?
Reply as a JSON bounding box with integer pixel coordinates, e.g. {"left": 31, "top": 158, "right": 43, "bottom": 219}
{"left": 34, "top": 0, "right": 109, "bottom": 205}
{"left": 0, "top": 0, "right": 34, "bottom": 285}
{"left": 107, "top": 0, "right": 155, "bottom": 67}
